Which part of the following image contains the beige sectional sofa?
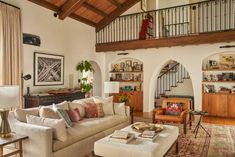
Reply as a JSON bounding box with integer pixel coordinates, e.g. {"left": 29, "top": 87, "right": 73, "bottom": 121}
{"left": 9, "top": 97, "right": 131, "bottom": 157}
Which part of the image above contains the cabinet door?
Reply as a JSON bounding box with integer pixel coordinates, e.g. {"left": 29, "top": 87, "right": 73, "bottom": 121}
{"left": 227, "top": 95, "right": 235, "bottom": 118}
{"left": 130, "top": 91, "right": 143, "bottom": 112}
{"left": 209, "top": 94, "right": 228, "bottom": 117}
{"left": 202, "top": 93, "right": 209, "bottom": 113}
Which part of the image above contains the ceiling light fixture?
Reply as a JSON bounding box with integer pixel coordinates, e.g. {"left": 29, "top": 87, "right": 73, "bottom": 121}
{"left": 117, "top": 53, "right": 129, "bottom": 55}
{"left": 219, "top": 45, "right": 235, "bottom": 48}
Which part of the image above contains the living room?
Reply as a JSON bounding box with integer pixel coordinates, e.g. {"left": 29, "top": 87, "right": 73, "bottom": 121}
{"left": 0, "top": 0, "right": 235, "bottom": 157}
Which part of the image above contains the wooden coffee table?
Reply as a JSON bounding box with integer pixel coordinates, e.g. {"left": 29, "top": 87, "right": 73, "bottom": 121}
{"left": 0, "top": 134, "right": 28, "bottom": 157}
{"left": 94, "top": 123, "right": 179, "bottom": 157}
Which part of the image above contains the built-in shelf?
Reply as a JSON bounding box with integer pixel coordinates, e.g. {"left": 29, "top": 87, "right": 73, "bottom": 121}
{"left": 109, "top": 71, "right": 143, "bottom": 73}
{"left": 202, "top": 69, "right": 235, "bottom": 71}
{"left": 202, "top": 81, "right": 235, "bottom": 83}
{"left": 111, "top": 80, "right": 143, "bottom": 83}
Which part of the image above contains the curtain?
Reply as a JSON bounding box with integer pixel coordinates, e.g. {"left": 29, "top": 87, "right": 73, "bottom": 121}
{"left": 0, "top": 2, "right": 23, "bottom": 108}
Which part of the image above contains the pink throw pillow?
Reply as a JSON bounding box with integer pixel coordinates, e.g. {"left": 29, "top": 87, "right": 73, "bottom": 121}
{"left": 66, "top": 108, "right": 82, "bottom": 122}
{"left": 83, "top": 102, "right": 104, "bottom": 118}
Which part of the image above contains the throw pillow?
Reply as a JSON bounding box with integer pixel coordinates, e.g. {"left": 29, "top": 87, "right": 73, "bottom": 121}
{"left": 53, "top": 101, "right": 69, "bottom": 110}
{"left": 26, "top": 114, "right": 67, "bottom": 142}
{"left": 165, "top": 102, "right": 183, "bottom": 115}
{"left": 56, "top": 109, "right": 73, "bottom": 128}
{"left": 15, "top": 108, "right": 39, "bottom": 122}
{"left": 69, "top": 102, "right": 86, "bottom": 118}
{"left": 39, "top": 107, "right": 60, "bottom": 119}
{"left": 93, "top": 96, "right": 114, "bottom": 115}
{"left": 66, "top": 108, "right": 82, "bottom": 122}
{"left": 114, "top": 102, "right": 126, "bottom": 116}
{"left": 83, "top": 102, "right": 104, "bottom": 118}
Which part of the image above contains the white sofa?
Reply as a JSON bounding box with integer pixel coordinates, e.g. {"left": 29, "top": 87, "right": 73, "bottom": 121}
{"left": 9, "top": 98, "right": 131, "bottom": 157}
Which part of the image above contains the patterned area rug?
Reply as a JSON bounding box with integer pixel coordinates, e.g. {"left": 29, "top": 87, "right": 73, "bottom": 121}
{"left": 89, "top": 123, "right": 235, "bottom": 157}
{"left": 167, "top": 123, "right": 235, "bottom": 157}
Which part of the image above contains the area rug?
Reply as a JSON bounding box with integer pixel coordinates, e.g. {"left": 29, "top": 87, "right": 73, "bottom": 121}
{"left": 89, "top": 123, "right": 235, "bottom": 157}
{"left": 167, "top": 123, "right": 235, "bottom": 157}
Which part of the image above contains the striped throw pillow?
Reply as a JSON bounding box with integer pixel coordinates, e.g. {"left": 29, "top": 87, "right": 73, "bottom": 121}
{"left": 57, "top": 109, "right": 73, "bottom": 128}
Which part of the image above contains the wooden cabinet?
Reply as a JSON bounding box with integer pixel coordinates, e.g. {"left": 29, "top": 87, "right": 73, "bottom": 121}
{"left": 202, "top": 93, "right": 235, "bottom": 118}
{"left": 24, "top": 92, "right": 85, "bottom": 108}
{"left": 113, "top": 91, "right": 143, "bottom": 112}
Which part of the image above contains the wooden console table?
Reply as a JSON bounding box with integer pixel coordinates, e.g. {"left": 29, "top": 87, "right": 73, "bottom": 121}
{"left": 24, "top": 92, "right": 85, "bottom": 108}
{"left": 0, "top": 134, "right": 28, "bottom": 157}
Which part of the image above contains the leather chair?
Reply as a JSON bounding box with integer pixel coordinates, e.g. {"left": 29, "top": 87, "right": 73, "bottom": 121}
{"left": 153, "top": 98, "right": 191, "bottom": 134}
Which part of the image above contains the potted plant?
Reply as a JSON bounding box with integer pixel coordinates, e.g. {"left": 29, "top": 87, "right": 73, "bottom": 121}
{"left": 76, "top": 60, "right": 94, "bottom": 97}
{"left": 119, "top": 94, "right": 129, "bottom": 105}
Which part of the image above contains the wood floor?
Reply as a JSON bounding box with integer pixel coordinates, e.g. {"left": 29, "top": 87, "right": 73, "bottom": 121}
{"left": 134, "top": 111, "right": 235, "bottom": 125}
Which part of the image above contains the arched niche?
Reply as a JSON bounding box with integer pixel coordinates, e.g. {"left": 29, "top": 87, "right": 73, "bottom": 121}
{"left": 150, "top": 59, "right": 194, "bottom": 109}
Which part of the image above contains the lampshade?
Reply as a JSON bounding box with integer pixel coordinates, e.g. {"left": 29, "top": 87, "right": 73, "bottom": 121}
{"left": 104, "top": 82, "right": 119, "bottom": 94}
{"left": 0, "top": 86, "right": 19, "bottom": 109}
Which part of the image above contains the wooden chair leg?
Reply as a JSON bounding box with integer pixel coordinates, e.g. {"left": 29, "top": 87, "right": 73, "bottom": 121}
{"left": 183, "top": 115, "right": 187, "bottom": 134}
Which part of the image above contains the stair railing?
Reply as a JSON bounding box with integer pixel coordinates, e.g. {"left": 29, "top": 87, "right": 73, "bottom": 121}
{"left": 156, "top": 63, "right": 190, "bottom": 98}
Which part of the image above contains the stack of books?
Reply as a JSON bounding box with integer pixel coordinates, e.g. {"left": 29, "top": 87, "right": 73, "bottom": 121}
{"left": 139, "top": 130, "right": 158, "bottom": 142}
{"left": 109, "top": 130, "right": 135, "bottom": 144}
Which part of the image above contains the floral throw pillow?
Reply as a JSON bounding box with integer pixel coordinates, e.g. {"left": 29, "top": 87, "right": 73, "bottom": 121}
{"left": 83, "top": 102, "right": 104, "bottom": 118}
{"left": 165, "top": 102, "right": 183, "bottom": 115}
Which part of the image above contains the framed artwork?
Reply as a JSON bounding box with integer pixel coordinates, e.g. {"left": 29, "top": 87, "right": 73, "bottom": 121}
{"left": 34, "top": 52, "right": 64, "bottom": 86}
{"left": 220, "top": 54, "right": 235, "bottom": 65}
{"left": 134, "top": 64, "right": 142, "bottom": 71}
{"left": 141, "top": 0, "right": 147, "bottom": 12}
{"left": 133, "top": 62, "right": 138, "bottom": 67}
{"left": 120, "top": 62, "right": 125, "bottom": 71}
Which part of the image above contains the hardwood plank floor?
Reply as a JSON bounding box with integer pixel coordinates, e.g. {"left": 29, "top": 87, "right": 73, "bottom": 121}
{"left": 134, "top": 111, "right": 235, "bottom": 126}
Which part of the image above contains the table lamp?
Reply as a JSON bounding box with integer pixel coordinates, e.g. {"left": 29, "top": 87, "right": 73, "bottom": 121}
{"left": 104, "top": 81, "right": 119, "bottom": 94}
{"left": 0, "top": 86, "right": 19, "bottom": 138}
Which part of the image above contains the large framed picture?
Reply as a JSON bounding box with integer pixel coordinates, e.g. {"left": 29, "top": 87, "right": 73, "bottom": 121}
{"left": 34, "top": 52, "right": 64, "bottom": 86}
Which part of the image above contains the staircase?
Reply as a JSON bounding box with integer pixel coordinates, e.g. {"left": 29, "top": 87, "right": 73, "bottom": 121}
{"left": 155, "top": 63, "right": 190, "bottom": 106}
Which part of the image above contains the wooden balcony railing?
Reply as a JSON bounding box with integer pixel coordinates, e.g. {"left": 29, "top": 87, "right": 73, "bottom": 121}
{"left": 96, "top": 0, "right": 235, "bottom": 45}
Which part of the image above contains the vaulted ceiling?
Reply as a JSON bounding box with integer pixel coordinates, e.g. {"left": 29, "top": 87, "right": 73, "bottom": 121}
{"left": 28, "top": 0, "right": 140, "bottom": 31}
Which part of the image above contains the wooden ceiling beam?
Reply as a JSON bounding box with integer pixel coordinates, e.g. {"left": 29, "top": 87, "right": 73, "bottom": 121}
{"left": 69, "top": 14, "right": 96, "bottom": 27}
{"left": 59, "top": 0, "right": 86, "bottom": 20}
{"left": 83, "top": 2, "right": 108, "bottom": 17}
{"left": 28, "top": 0, "right": 57, "bottom": 11}
{"left": 108, "top": 0, "right": 121, "bottom": 7}
{"left": 96, "top": 0, "right": 140, "bottom": 32}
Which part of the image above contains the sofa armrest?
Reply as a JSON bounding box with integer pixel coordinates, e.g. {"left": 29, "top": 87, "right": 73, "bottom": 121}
{"left": 153, "top": 108, "right": 165, "bottom": 115}
{"left": 9, "top": 112, "right": 53, "bottom": 157}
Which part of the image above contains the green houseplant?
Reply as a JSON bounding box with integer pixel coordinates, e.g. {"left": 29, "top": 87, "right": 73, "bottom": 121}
{"left": 119, "top": 94, "right": 129, "bottom": 104}
{"left": 76, "top": 60, "right": 94, "bottom": 96}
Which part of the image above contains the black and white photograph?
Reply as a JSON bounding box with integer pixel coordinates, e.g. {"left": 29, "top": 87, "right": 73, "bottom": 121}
{"left": 34, "top": 52, "right": 64, "bottom": 86}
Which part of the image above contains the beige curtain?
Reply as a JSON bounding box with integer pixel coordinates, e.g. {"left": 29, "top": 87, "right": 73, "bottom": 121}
{"left": 0, "top": 2, "right": 23, "bottom": 108}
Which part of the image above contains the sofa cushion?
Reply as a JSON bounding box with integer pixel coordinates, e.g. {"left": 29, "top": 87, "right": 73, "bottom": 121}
{"left": 93, "top": 96, "right": 114, "bottom": 115}
{"left": 114, "top": 102, "right": 126, "bottom": 116}
{"left": 83, "top": 102, "right": 104, "bottom": 118}
{"left": 66, "top": 109, "right": 82, "bottom": 122}
{"left": 39, "top": 107, "right": 60, "bottom": 119}
{"left": 53, "top": 101, "right": 69, "bottom": 110}
{"left": 53, "top": 115, "right": 128, "bottom": 151}
{"left": 26, "top": 114, "right": 67, "bottom": 142}
{"left": 15, "top": 108, "right": 39, "bottom": 122}
{"left": 69, "top": 102, "right": 85, "bottom": 118}
{"left": 165, "top": 102, "right": 183, "bottom": 115}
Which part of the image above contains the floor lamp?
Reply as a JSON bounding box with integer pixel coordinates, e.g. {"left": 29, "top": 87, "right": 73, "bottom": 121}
{"left": 0, "top": 86, "right": 19, "bottom": 138}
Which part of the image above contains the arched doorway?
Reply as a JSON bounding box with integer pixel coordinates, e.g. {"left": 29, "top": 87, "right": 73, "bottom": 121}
{"left": 155, "top": 60, "right": 194, "bottom": 108}
{"left": 82, "top": 61, "right": 102, "bottom": 97}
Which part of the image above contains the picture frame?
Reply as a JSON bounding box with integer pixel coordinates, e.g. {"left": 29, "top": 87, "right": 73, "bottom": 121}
{"left": 220, "top": 54, "right": 235, "bottom": 65}
{"left": 34, "top": 52, "right": 64, "bottom": 86}
{"left": 134, "top": 64, "right": 142, "bottom": 71}
{"left": 133, "top": 62, "right": 138, "bottom": 68}
{"left": 141, "top": 0, "right": 147, "bottom": 12}
{"left": 125, "top": 60, "right": 132, "bottom": 67}
{"left": 120, "top": 62, "right": 125, "bottom": 71}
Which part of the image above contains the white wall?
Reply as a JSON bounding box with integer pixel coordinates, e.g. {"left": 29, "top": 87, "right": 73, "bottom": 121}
{"left": 104, "top": 42, "right": 235, "bottom": 112}
{"left": 165, "top": 79, "right": 194, "bottom": 96}
{"left": 2, "top": 0, "right": 105, "bottom": 94}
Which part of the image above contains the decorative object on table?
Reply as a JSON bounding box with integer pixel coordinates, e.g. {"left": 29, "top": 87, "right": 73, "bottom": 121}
{"left": 139, "top": 130, "right": 158, "bottom": 142}
{"left": 131, "top": 122, "right": 164, "bottom": 133}
{"left": 104, "top": 81, "right": 119, "bottom": 94}
{"left": 109, "top": 130, "right": 135, "bottom": 144}
{"left": 0, "top": 86, "right": 19, "bottom": 138}
{"left": 222, "top": 72, "right": 233, "bottom": 81}
{"left": 219, "top": 54, "right": 235, "bottom": 66}
{"left": 34, "top": 52, "right": 64, "bottom": 86}
{"left": 203, "top": 84, "right": 215, "bottom": 93}
{"left": 76, "top": 60, "right": 94, "bottom": 96}
{"left": 218, "top": 86, "right": 231, "bottom": 93}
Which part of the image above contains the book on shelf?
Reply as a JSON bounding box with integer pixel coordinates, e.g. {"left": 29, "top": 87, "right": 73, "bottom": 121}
{"left": 109, "top": 130, "right": 135, "bottom": 144}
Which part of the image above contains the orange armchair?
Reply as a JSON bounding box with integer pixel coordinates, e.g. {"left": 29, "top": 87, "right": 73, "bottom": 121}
{"left": 153, "top": 98, "right": 191, "bottom": 134}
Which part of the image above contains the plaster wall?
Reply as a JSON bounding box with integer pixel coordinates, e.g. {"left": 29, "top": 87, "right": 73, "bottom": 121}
{"left": 104, "top": 42, "right": 235, "bottom": 112}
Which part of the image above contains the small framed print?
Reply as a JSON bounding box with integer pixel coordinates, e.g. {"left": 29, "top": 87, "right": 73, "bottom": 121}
{"left": 125, "top": 60, "right": 132, "bottom": 67}
{"left": 133, "top": 62, "right": 138, "bottom": 68}
{"left": 135, "top": 64, "right": 142, "bottom": 71}
{"left": 120, "top": 62, "right": 125, "bottom": 71}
